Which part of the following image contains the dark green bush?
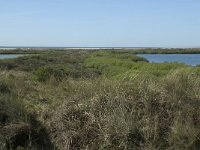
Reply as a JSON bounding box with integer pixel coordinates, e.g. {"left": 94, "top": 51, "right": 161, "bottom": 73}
{"left": 34, "top": 67, "right": 50, "bottom": 82}
{"left": 34, "top": 66, "right": 66, "bottom": 82}
{"left": 0, "top": 81, "right": 10, "bottom": 93}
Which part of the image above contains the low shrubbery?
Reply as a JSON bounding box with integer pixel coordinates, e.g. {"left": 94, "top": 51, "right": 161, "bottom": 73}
{"left": 0, "top": 81, "right": 10, "bottom": 93}
{"left": 84, "top": 50, "right": 188, "bottom": 77}
{"left": 0, "top": 73, "right": 55, "bottom": 149}
{"left": 34, "top": 66, "right": 67, "bottom": 82}
{"left": 46, "top": 70, "right": 200, "bottom": 149}
{"left": 1, "top": 49, "right": 200, "bottom": 149}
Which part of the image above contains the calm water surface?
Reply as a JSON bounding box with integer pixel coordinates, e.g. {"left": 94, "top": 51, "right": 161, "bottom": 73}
{"left": 138, "top": 54, "right": 200, "bottom": 66}
{"left": 0, "top": 54, "right": 23, "bottom": 59}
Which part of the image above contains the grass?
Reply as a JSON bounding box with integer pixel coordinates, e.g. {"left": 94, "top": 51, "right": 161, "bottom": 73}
{"left": 0, "top": 49, "right": 200, "bottom": 149}
{"left": 43, "top": 70, "right": 200, "bottom": 149}
{"left": 124, "top": 48, "right": 200, "bottom": 54}
{"left": 84, "top": 50, "right": 190, "bottom": 78}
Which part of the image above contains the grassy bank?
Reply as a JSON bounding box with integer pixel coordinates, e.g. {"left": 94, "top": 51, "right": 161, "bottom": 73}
{"left": 0, "top": 50, "right": 200, "bottom": 149}
{"left": 121, "top": 48, "right": 200, "bottom": 54}
{"left": 1, "top": 47, "right": 200, "bottom": 54}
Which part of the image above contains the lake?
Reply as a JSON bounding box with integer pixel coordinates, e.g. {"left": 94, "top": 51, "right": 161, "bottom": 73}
{"left": 0, "top": 54, "right": 23, "bottom": 59}
{"left": 137, "top": 54, "right": 200, "bottom": 66}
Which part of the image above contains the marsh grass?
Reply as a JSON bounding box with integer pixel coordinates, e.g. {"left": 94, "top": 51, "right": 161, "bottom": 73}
{"left": 84, "top": 50, "right": 188, "bottom": 78}
{"left": 41, "top": 70, "right": 200, "bottom": 149}
{"left": 0, "top": 50, "right": 200, "bottom": 149}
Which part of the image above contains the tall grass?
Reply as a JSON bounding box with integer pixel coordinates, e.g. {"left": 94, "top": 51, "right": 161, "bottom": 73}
{"left": 42, "top": 69, "right": 200, "bottom": 149}
{"left": 1, "top": 50, "right": 200, "bottom": 149}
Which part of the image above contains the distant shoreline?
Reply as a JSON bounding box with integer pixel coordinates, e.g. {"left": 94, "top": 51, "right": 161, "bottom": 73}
{"left": 0, "top": 46, "right": 161, "bottom": 50}
{"left": 1, "top": 47, "right": 200, "bottom": 55}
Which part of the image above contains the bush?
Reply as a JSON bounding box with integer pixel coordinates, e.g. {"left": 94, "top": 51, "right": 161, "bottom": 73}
{"left": 47, "top": 72, "right": 200, "bottom": 149}
{"left": 34, "top": 66, "right": 67, "bottom": 82}
{"left": 0, "top": 81, "right": 10, "bottom": 93}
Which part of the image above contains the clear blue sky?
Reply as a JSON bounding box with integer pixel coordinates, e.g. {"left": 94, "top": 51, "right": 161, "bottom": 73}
{"left": 0, "top": 0, "right": 200, "bottom": 47}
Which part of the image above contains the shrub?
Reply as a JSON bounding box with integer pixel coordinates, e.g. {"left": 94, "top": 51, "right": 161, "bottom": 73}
{"left": 0, "top": 81, "right": 10, "bottom": 93}
{"left": 34, "top": 67, "right": 51, "bottom": 82}
{"left": 34, "top": 66, "right": 67, "bottom": 82}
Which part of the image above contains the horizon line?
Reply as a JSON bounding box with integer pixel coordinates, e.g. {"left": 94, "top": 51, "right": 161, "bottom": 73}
{"left": 0, "top": 46, "right": 200, "bottom": 49}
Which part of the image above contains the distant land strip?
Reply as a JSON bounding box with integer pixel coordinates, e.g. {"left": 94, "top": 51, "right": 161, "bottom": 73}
{"left": 1, "top": 47, "right": 200, "bottom": 54}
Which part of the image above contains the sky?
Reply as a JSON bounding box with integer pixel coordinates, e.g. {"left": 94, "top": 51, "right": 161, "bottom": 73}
{"left": 0, "top": 0, "right": 200, "bottom": 47}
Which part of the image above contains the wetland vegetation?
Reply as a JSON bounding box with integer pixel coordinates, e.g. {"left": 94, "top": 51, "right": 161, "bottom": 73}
{"left": 0, "top": 49, "right": 200, "bottom": 149}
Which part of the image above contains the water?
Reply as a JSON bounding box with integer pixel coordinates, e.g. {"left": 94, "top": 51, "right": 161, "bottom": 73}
{"left": 0, "top": 54, "right": 23, "bottom": 59}
{"left": 137, "top": 54, "right": 200, "bottom": 66}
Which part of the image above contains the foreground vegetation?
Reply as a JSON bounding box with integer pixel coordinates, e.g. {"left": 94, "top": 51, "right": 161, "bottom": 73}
{"left": 0, "top": 49, "right": 200, "bottom": 149}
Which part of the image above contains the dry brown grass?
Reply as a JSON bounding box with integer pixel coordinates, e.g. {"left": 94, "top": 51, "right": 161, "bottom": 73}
{"left": 37, "top": 70, "right": 200, "bottom": 149}
{"left": 1, "top": 50, "right": 200, "bottom": 149}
